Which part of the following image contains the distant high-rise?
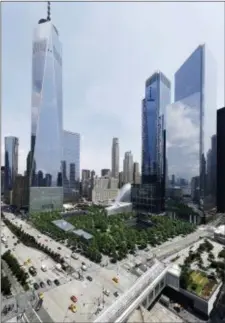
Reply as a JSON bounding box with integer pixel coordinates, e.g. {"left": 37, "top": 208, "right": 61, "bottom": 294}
{"left": 167, "top": 44, "right": 217, "bottom": 215}
{"left": 217, "top": 107, "right": 225, "bottom": 212}
{"left": 29, "top": 3, "right": 63, "bottom": 213}
{"left": 123, "top": 151, "right": 133, "bottom": 184}
{"left": 63, "top": 130, "right": 80, "bottom": 202}
{"left": 133, "top": 162, "right": 140, "bottom": 184}
{"left": 4, "top": 136, "right": 19, "bottom": 192}
{"left": 101, "top": 169, "right": 110, "bottom": 177}
{"left": 82, "top": 169, "right": 90, "bottom": 181}
{"left": 111, "top": 138, "right": 119, "bottom": 178}
{"left": 1, "top": 166, "right": 5, "bottom": 195}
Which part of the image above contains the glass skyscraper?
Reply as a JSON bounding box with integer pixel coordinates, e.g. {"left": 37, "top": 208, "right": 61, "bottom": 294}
{"left": 4, "top": 136, "right": 19, "bottom": 192}
{"left": 167, "top": 44, "right": 217, "bottom": 214}
{"left": 63, "top": 130, "right": 80, "bottom": 202}
{"left": 217, "top": 107, "right": 225, "bottom": 213}
{"left": 29, "top": 13, "right": 63, "bottom": 213}
{"left": 132, "top": 71, "right": 171, "bottom": 214}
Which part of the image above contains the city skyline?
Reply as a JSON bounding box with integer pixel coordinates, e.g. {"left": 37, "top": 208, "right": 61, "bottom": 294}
{"left": 2, "top": 2, "right": 224, "bottom": 175}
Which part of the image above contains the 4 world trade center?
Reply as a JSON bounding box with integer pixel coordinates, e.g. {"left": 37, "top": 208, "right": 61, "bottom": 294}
{"left": 132, "top": 44, "right": 217, "bottom": 222}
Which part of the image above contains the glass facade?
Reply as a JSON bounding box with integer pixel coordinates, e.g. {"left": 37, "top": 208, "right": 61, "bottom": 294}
{"left": 4, "top": 136, "right": 19, "bottom": 191}
{"left": 63, "top": 130, "right": 80, "bottom": 202}
{"left": 140, "top": 72, "right": 171, "bottom": 213}
{"left": 216, "top": 107, "right": 225, "bottom": 213}
{"left": 29, "top": 20, "right": 63, "bottom": 213}
{"left": 167, "top": 44, "right": 217, "bottom": 214}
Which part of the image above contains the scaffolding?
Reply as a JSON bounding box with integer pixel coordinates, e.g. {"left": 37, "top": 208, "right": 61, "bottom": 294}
{"left": 94, "top": 259, "right": 167, "bottom": 323}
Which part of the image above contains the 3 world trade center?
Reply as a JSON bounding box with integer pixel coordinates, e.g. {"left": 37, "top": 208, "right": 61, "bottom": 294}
{"left": 132, "top": 44, "right": 217, "bottom": 221}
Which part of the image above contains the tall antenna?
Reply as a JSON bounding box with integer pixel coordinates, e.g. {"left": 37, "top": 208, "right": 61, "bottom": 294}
{"left": 47, "top": 1, "right": 51, "bottom": 21}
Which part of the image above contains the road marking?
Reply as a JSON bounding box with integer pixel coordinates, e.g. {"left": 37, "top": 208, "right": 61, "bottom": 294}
{"left": 23, "top": 313, "right": 29, "bottom": 323}
{"left": 32, "top": 308, "right": 42, "bottom": 323}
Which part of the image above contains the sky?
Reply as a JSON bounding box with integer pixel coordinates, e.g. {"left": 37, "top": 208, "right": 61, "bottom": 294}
{"left": 2, "top": 1, "right": 224, "bottom": 176}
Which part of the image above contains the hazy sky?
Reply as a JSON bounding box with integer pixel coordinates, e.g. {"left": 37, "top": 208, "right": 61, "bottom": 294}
{"left": 2, "top": 2, "right": 224, "bottom": 175}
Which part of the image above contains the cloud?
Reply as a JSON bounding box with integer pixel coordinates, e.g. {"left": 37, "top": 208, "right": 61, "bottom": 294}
{"left": 167, "top": 102, "right": 200, "bottom": 180}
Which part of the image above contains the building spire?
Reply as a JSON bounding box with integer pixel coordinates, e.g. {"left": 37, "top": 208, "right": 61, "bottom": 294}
{"left": 47, "top": 1, "right": 51, "bottom": 21}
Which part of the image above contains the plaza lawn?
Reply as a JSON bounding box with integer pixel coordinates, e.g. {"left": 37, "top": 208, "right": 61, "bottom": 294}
{"left": 29, "top": 210, "right": 196, "bottom": 263}
{"left": 188, "top": 271, "right": 217, "bottom": 299}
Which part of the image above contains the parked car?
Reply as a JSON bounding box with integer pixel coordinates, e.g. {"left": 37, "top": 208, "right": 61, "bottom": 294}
{"left": 87, "top": 276, "right": 93, "bottom": 282}
{"left": 54, "top": 279, "right": 60, "bottom": 286}
{"left": 47, "top": 279, "right": 52, "bottom": 286}
{"left": 114, "top": 291, "right": 119, "bottom": 297}
{"left": 33, "top": 283, "right": 39, "bottom": 290}
{"left": 29, "top": 266, "right": 37, "bottom": 276}
{"left": 40, "top": 281, "right": 46, "bottom": 288}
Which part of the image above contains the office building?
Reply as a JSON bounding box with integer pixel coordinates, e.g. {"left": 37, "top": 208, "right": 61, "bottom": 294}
{"left": 29, "top": 4, "right": 63, "bottom": 213}
{"left": 111, "top": 138, "right": 119, "bottom": 178}
{"left": 63, "top": 130, "right": 80, "bottom": 202}
{"left": 81, "top": 169, "right": 91, "bottom": 199}
{"left": 91, "top": 177, "right": 119, "bottom": 204}
{"left": 4, "top": 136, "right": 19, "bottom": 203}
{"left": 132, "top": 71, "right": 171, "bottom": 214}
{"left": 123, "top": 151, "right": 133, "bottom": 184}
{"left": 12, "top": 175, "right": 28, "bottom": 209}
{"left": 167, "top": 44, "right": 217, "bottom": 218}
{"left": 217, "top": 107, "right": 225, "bottom": 212}
{"left": 101, "top": 169, "right": 110, "bottom": 177}
{"left": 119, "top": 171, "right": 123, "bottom": 188}
{"left": 133, "top": 162, "right": 140, "bottom": 184}
{"left": 1, "top": 166, "right": 5, "bottom": 195}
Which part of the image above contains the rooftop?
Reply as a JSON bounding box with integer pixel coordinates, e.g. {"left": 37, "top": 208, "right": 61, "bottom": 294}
{"left": 72, "top": 229, "right": 93, "bottom": 240}
{"left": 52, "top": 219, "right": 74, "bottom": 232}
{"left": 128, "top": 303, "right": 184, "bottom": 323}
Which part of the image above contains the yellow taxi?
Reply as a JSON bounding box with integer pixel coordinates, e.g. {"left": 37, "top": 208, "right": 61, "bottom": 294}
{"left": 112, "top": 277, "right": 119, "bottom": 283}
{"left": 69, "top": 304, "right": 77, "bottom": 313}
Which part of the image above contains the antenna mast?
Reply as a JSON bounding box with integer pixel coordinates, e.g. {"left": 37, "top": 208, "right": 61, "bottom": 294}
{"left": 47, "top": 1, "right": 51, "bottom": 21}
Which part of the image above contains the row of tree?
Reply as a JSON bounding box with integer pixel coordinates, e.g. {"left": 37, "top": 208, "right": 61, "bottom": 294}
{"left": 2, "top": 217, "right": 66, "bottom": 266}
{"left": 1, "top": 272, "right": 11, "bottom": 296}
{"left": 2, "top": 251, "right": 29, "bottom": 290}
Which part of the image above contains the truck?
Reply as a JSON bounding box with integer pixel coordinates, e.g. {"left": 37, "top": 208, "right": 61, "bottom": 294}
{"left": 71, "top": 253, "right": 79, "bottom": 260}
{"left": 55, "top": 263, "right": 63, "bottom": 272}
{"left": 81, "top": 264, "right": 87, "bottom": 271}
{"left": 41, "top": 264, "right": 47, "bottom": 272}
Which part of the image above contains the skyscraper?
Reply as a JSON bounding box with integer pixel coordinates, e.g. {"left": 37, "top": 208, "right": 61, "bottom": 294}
{"left": 111, "top": 138, "right": 119, "bottom": 178}
{"left": 4, "top": 136, "right": 19, "bottom": 192}
{"left": 217, "top": 107, "right": 225, "bottom": 213}
{"left": 101, "top": 169, "right": 110, "bottom": 177}
{"left": 136, "top": 71, "right": 171, "bottom": 213}
{"left": 123, "top": 151, "right": 133, "bottom": 184}
{"left": 167, "top": 44, "right": 217, "bottom": 215}
{"left": 133, "top": 162, "right": 140, "bottom": 184}
{"left": 63, "top": 130, "right": 80, "bottom": 202}
{"left": 29, "top": 3, "right": 63, "bottom": 213}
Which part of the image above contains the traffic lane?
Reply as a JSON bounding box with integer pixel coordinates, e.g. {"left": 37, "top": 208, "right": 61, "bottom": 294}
{"left": 12, "top": 245, "right": 68, "bottom": 285}
{"left": 35, "top": 307, "right": 54, "bottom": 323}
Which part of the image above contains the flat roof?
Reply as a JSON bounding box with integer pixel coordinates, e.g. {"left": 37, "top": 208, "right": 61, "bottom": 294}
{"left": 52, "top": 219, "right": 75, "bottom": 232}
{"left": 72, "top": 229, "right": 93, "bottom": 240}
